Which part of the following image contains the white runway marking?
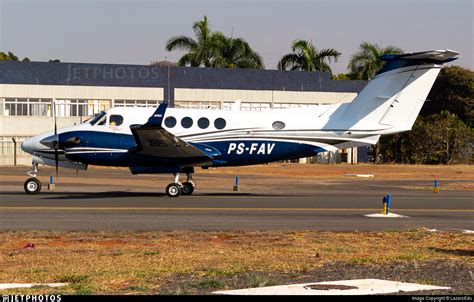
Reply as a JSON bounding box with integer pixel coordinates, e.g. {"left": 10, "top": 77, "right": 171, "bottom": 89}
{"left": 364, "top": 212, "right": 408, "bottom": 218}
{"left": 213, "top": 279, "right": 450, "bottom": 295}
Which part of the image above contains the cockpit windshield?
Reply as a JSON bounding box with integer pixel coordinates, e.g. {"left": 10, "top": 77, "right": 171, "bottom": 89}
{"left": 89, "top": 111, "right": 106, "bottom": 125}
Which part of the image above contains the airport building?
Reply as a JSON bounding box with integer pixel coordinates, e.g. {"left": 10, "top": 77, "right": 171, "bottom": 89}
{"left": 0, "top": 61, "right": 367, "bottom": 165}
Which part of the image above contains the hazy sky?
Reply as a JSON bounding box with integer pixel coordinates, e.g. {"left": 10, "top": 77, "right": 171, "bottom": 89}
{"left": 1, "top": 0, "right": 472, "bottom": 74}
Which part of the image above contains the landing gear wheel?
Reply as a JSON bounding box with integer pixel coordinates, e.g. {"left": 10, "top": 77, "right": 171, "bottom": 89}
{"left": 166, "top": 183, "right": 182, "bottom": 197}
{"left": 181, "top": 181, "right": 195, "bottom": 195}
{"left": 24, "top": 177, "right": 41, "bottom": 194}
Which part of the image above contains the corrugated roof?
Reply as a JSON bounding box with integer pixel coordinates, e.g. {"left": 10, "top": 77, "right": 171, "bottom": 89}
{"left": 0, "top": 61, "right": 366, "bottom": 92}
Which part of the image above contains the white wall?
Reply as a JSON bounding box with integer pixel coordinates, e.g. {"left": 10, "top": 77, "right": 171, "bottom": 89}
{"left": 0, "top": 84, "right": 164, "bottom": 101}
{"left": 175, "top": 88, "right": 357, "bottom": 104}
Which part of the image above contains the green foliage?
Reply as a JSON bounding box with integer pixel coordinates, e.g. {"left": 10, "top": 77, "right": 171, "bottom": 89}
{"left": 422, "top": 66, "right": 474, "bottom": 127}
{"left": 0, "top": 51, "right": 19, "bottom": 61}
{"left": 58, "top": 274, "right": 88, "bottom": 284}
{"left": 165, "top": 16, "right": 263, "bottom": 69}
{"left": 278, "top": 39, "right": 340, "bottom": 73}
{"left": 195, "top": 278, "right": 224, "bottom": 289}
{"left": 380, "top": 111, "right": 473, "bottom": 164}
{"left": 331, "top": 73, "right": 357, "bottom": 80}
{"left": 1, "top": 51, "right": 58, "bottom": 62}
{"left": 250, "top": 276, "right": 278, "bottom": 288}
{"left": 348, "top": 42, "right": 403, "bottom": 80}
{"left": 212, "top": 34, "right": 264, "bottom": 69}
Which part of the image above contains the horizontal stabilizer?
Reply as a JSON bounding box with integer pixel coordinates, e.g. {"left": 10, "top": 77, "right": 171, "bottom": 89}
{"left": 380, "top": 49, "right": 459, "bottom": 63}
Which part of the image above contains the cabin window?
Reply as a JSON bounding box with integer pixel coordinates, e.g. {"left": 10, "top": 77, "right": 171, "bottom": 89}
{"left": 109, "top": 115, "right": 123, "bottom": 126}
{"left": 164, "top": 116, "right": 177, "bottom": 128}
{"left": 198, "top": 117, "right": 210, "bottom": 129}
{"left": 181, "top": 117, "right": 193, "bottom": 128}
{"left": 97, "top": 115, "right": 107, "bottom": 126}
{"left": 89, "top": 111, "right": 106, "bottom": 125}
{"left": 272, "top": 121, "right": 285, "bottom": 130}
{"left": 214, "top": 118, "right": 226, "bottom": 129}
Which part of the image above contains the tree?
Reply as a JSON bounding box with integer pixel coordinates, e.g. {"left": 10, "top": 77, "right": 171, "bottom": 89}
{"left": 165, "top": 16, "right": 263, "bottom": 69}
{"left": 0, "top": 51, "right": 58, "bottom": 62}
{"left": 0, "top": 51, "right": 19, "bottom": 61}
{"left": 348, "top": 42, "right": 403, "bottom": 80}
{"left": 278, "top": 40, "right": 341, "bottom": 73}
{"left": 212, "top": 34, "right": 264, "bottom": 69}
{"left": 380, "top": 111, "right": 473, "bottom": 164}
{"left": 165, "top": 16, "right": 220, "bottom": 67}
{"left": 422, "top": 66, "right": 473, "bottom": 127}
{"left": 165, "top": 16, "right": 213, "bottom": 67}
{"left": 331, "top": 73, "right": 357, "bottom": 80}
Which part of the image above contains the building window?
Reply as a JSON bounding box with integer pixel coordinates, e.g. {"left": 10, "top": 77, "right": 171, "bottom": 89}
{"left": 3, "top": 98, "right": 52, "bottom": 116}
{"left": 164, "top": 116, "right": 177, "bottom": 128}
{"left": 222, "top": 102, "right": 271, "bottom": 111}
{"left": 214, "top": 118, "right": 226, "bottom": 129}
{"left": 0, "top": 136, "right": 28, "bottom": 155}
{"left": 181, "top": 117, "right": 193, "bottom": 128}
{"left": 114, "top": 100, "right": 161, "bottom": 107}
{"left": 69, "top": 100, "right": 88, "bottom": 116}
{"left": 197, "top": 117, "right": 210, "bottom": 129}
{"left": 175, "top": 101, "right": 220, "bottom": 109}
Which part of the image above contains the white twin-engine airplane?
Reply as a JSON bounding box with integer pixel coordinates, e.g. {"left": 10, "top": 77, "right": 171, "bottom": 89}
{"left": 21, "top": 49, "right": 459, "bottom": 196}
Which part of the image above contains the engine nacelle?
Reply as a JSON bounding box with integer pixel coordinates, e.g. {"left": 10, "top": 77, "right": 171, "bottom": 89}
{"left": 32, "top": 155, "right": 88, "bottom": 170}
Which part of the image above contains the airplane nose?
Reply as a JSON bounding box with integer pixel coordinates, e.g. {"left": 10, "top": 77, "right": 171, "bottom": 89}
{"left": 21, "top": 137, "right": 36, "bottom": 154}
{"left": 39, "top": 135, "right": 59, "bottom": 149}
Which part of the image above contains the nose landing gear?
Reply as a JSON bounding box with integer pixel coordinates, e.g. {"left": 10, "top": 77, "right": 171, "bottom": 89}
{"left": 24, "top": 162, "right": 41, "bottom": 194}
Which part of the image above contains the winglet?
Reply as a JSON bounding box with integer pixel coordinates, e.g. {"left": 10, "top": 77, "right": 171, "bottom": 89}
{"left": 144, "top": 103, "right": 168, "bottom": 127}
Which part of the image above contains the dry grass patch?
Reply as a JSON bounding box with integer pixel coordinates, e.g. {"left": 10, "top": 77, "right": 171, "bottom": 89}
{"left": 0, "top": 229, "right": 472, "bottom": 294}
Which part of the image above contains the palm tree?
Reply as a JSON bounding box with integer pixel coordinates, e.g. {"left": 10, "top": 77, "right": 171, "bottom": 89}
{"left": 212, "top": 34, "right": 264, "bottom": 69}
{"left": 278, "top": 40, "right": 341, "bottom": 73}
{"left": 165, "top": 16, "right": 217, "bottom": 67}
{"left": 348, "top": 42, "right": 403, "bottom": 80}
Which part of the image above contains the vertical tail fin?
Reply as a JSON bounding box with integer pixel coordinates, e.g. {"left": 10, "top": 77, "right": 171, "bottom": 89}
{"left": 340, "top": 49, "right": 459, "bottom": 133}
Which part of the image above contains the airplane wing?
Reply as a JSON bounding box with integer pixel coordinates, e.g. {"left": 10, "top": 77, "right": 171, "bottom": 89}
{"left": 129, "top": 104, "right": 211, "bottom": 159}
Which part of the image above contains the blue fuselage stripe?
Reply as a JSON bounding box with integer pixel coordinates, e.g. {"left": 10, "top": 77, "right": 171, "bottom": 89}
{"left": 61, "top": 131, "right": 327, "bottom": 167}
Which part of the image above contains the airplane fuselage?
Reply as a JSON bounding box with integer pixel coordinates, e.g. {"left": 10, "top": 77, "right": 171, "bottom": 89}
{"left": 25, "top": 105, "right": 380, "bottom": 170}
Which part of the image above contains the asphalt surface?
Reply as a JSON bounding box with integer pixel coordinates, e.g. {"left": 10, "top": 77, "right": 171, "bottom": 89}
{"left": 1, "top": 168, "right": 472, "bottom": 231}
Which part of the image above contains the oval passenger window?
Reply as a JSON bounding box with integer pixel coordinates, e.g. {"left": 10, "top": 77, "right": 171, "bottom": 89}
{"left": 181, "top": 117, "right": 193, "bottom": 128}
{"left": 164, "top": 116, "right": 177, "bottom": 128}
{"left": 214, "top": 118, "right": 226, "bottom": 129}
{"left": 272, "top": 121, "right": 285, "bottom": 130}
{"left": 198, "top": 117, "right": 210, "bottom": 129}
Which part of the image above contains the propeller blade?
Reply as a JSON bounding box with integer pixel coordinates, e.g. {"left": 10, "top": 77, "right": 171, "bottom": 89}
{"left": 53, "top": 100, "right": 59, "bottom": 178}
{"left": 55, "top": 147, "right": 59, "bottom": 178}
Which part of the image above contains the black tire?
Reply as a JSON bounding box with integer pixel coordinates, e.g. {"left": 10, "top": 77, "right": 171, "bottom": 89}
{"left": 181, "top": 181, "right": 195, "bottom": 195}
{"left": 24, "top": 177, "right": 41, "bottom": 194}
{"left": 166, "top": 183, "right": 181, "bottom": 197}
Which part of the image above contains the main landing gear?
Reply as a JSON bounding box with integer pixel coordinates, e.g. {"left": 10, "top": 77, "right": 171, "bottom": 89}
{"left": 24, "top": 162, "right": 41, "bottom": 194}
{"left": 166, "top": 172, "right": 196, "bottom": 197}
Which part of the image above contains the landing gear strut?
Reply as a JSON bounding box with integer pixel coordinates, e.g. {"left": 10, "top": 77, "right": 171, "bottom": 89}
{"left": 24, "top": 162, "right": 41, "bottom": 194}
{"left": 165, "top": 169, "right": 195, "bottom": 197}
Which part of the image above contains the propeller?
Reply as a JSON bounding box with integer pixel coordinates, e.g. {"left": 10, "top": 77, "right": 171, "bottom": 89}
{"left": 53, "top": 101, "right": 59, "bottom": 178}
